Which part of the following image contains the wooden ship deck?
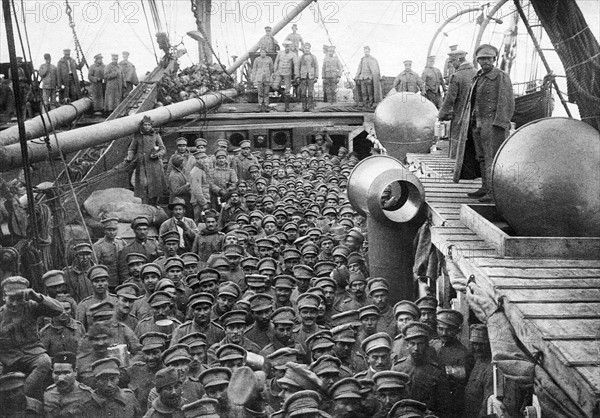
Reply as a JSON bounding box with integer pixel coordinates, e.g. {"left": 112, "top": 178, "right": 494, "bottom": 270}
{"left": 406, "top": 145, "right": 600, "bottom": 416}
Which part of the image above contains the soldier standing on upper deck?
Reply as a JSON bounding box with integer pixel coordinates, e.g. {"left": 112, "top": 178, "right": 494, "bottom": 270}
{"left": 57, "top": 49, "right": 83, "bottom": 103}
{"left": 354, "top": 46, "right": 382, "bottom": 109}
{"left": 298, "top": 43, "right": 319, "bottom": 112}
{"left": 459, "top": 44, "right": 514, "bottom": 203}
{"left": 421, "top": 55, "right": 446, "bottom": 109}
{"left": 438, "top": 49, "right": 478, "bottom": 159}
{"left": 285, "top": 24, "right": 304, "bottom": 55}
{"left": 252, "top": 48, "right": 274, "bottom": 113}
{"left": 88, "top": 54, "right": 105, "bottom": 114}
{"left": 322, "top": 46, "right": 343, "bottom": 103}
{"left": 258, "top": 26, "right": 279, "bottom": 53}
{"left": 119, "top": 51, "right": 139, "bottom": 97}
{"left": 392, "top": 60, "right": 424, "bottom": 94}
{"left": 273, "top": 41, "right": 299, "bottom": 112}
{"left": 38, "top": 53, "right": 58, "bottom": 109}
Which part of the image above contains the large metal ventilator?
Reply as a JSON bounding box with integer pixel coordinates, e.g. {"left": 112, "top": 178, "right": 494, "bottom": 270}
{"left": 347, "top": 155, "right": 425, "bottom": 301}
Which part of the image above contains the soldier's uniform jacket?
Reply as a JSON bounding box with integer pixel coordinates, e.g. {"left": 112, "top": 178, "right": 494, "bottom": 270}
{"left": 83, "top": 388, "right": 140, "bottom": 418}
{"left": 392, "top": 354, "right": 452, "bottom": 416}
{"left": 115, "top": 311, "right": 139, "bottom": 332}
{"left": 421, "top": 66, "right": 445, "bottom": 93}
{"left": 391, "top": 335, "right": 438, "bottom": 365}
{"left": 127, "top": 361, "right": 160, "bottom": 413}
{"left": 134, "top": 316, "right": 181, "bottom": 339}
{"left": 258, "top": 34, "right": 278, "bottom": 53}
{"left": 43, "top": 381, "right": 94, "bottom": 418}
{"left": 291, "top": 323, "right": 326, "bottom": 354}
{"left": 0, "top": 294, "right": 63, "bottom": 367}
{"left": 393, "top": 69, "right": 424, "bottom": 93}
{"left": 430, "top": 337, "right": 474, "bottom": 417}
{"left": 244, "top": 323, "right": 275, "bottom": 349}
{"left": 252, "top": 55, "right": 274, "bottom": 83}
{"left": 377, "top": 306, "right": 396, "bottom": 338}
{"left": 171, "top": 320, "right": 225, "bottom": 348}
{"left": 39, "top": 317, "right": 86, "bottom": 358}
{"left": 39, "top": 62, "right": 58, "bottom": 89}
{"left": 76, "top": 293, "right": 118, "bottom": 329}
{"left": 274, "top": 51, "right": 299, "bottom": 78}
{"left": 93, "top": 237, "right": 126, "bottom": 289}
{"left": 470, "top": 65, "right": 515, "bottom": 129}
{"left": 334, "top": 293, "right": 371, "bottom": 312}
{"left": 207, "top": 336, "right": 262, "bottom": 365}
{"left": 144, "top": 397, "right": 187, "bottom": 418}
{"left": 63, "top": 264, "right": 94, "bottom": 303}
{"left": 80, "top": 319, "right": 142, "bottom": 355}
{"left": 191, "top": 229, "right": 225, "bottom": 263}
{"left": 1, "top": 396, "right": 44, "bottom": 418}
{"left": 232, "top": 154, "right": 260, "bottom": 182}
{"left": 464, "top": 356, "right": 494, "bottom": 418}
{"left": 299, "top": 53, "right": 319, "bottom": 79}
{"left": 131, "top": 294, "right": 152, "bottom": 320}
{"left": 438, "top": 61, "right": 478, "bottom": 143}
{"left": 322, "top": 55, "right": 343, "bottom": 79}
{"left": 117, "top": 238, "right": 161, "bottom": 284}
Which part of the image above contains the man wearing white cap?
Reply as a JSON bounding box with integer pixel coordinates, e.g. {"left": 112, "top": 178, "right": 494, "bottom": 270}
{"left": 103, "top": 53, "right": 125, "bottom": 114}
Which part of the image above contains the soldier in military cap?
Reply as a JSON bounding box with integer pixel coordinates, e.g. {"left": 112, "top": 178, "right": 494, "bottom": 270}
{"left": 159, "top": 197, "right": 199, "bottom": 253}
{"left": 356, "top": 332, "right": 393, "bottom": 380}
{"left": 0, "top": 276, "right": 63, "bottom": 399}
{"left": 191, "top": 212, "right": 225, "bottom": 266}
{"left": 430, "top": 309, "right": 473, "bottom": 417}
{"left": 127, "top": 331, "right": 168, "bottom": 412}
{"left": 392, "top": 322, "right": 451, "bottom": 416}
{"left": 306, "top": 330, "right": 336, "bottom": 362}
{"left": 198, "top": 367, "right": 232, "bottom": 414}
{"left": 388, "top": 399, "right": 428, "bottom": 418}
{"left": 367, "top": 278, "right": 395, "bottom": 337}
{"left": 197, "top": 268, "right": 221, "bottom": 297}
{"left": 336, "top": 270, "right": 371, "bottom": 312}
{"left": 391, "top": 300, "right": 438, "bottom": 362}
{"left": 41, "top": 270, "right": 76, "bottom": 315}
{"left": 83, "top": 357, "right": 140, "bottom": 418}
{"left": 114, "top": 283, "right": 140, "bottom": 330}
{"left": 211, "top": 281, "right": 241, "bottom": 323}
{"left": 40, "top": 293, "right": 86, "bottom": 358}
{"left": 392, "top": 60, "right": 424, "bottom": 94}
{"left": 282, "top": 390, "right": 324, "bottom": 418}
{"left": 44, "top": 351, "right": 94, "bottom": 417}
{"left": 258, "top": 307, "right": 304, "bottom": 360}
{"left": 291, "top": 293, "right": 327, "bottom": 355}
{"left": 290, "top": 264, "right": 313, "bottom": 305}
{"left": 331, "top": 324, "right": 367, "bottom": 376}
{"left": 245, "top": 293, "right": 275, "bottom": 348}
{"left": 357, "top": 305, "right": 381, "bottom": 345}
{"left": 76, "top": 265, "right": 118, "bottom": 330}
{"left": 93, "top": 217, "right": 126, "bottom": 293}
{"left": 123, "top": 252, "right": 148, "bottom": 295}
{"left": 154, "top": 232, "right": 181, "bottom": 271}
{"left": 147, "top": 344, "right": 204, "bottom": 408}
{"left": 277, "top": 362, "right": 324, "bottom": 403}
{"left": 372, "top": 371, "right": 411, "bottom": 418}
{"left": 0, "top": 372, "right": 44, "bottom": 417}
{"left": 415, "top": 295, "right": 438, "bottom": 337}
{"left": 310, "top": 354, "right": 344, "bottom": 392}
{"left": 421, "top": 55, "right": 446, "bottom": 108}
{"left": 64, "top": 242, "right": 96, "bottom": 303}
{"left": 118, "top": 216, "right": 161, "bottom": 284}
{"left": 464, "top": 324, "right": 493, "bottom": 418}
{"left": 171, "top": 292, "right": 225, "bottom": 347}
{"left": 208, "top": 310, "right": 261, "bottom": 365}
{"left": 144, "top": 366, "right": 186, "bottom": 417}
{"left": 163, "top": 257, "right": 192, "bottom": 314}
{"left": 313, "top": 276, "right": 336, "bottom": 326}
{"left": 131, "top": 263, "right": 162, "bottom": 320}
{"left": 180, "top": 332, "right": 209, "bottom": 378}
{"left": 218, "top": 189, "right": 248, "bottom": 231}
{"left": 327, "top": 377, "right": 365, "bottom": 417}
{"left": 134, "top": 290, "right": 182, "bottom": 338}
{"left": 461, "top": 43, "right": 514, "bottom": 203}
{"left": 77, "top": 322, "right": 125, "bottom": 388}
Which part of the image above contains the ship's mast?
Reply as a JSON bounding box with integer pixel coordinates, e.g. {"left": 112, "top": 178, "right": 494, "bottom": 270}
{"left": 193, "top": 0, "right": 212, "bottom": 64}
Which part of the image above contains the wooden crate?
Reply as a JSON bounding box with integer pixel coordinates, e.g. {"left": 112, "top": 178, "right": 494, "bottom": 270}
{"left": 460, "top": 204, "right": 600, "bottom": 260}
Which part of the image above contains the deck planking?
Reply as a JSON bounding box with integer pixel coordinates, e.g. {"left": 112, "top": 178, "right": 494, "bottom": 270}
{"left": 406, "top": 150, "right": 600, "bottom": 417}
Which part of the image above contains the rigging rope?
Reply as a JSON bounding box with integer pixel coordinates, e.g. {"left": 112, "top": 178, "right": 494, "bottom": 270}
{"left": 64, "top": 0, "right": 89, "bottom": 84}
{"left": 140, "top": 0, "right": 160, "bottom": 65}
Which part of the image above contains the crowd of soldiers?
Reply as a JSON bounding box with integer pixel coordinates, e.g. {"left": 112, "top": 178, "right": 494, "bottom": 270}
{"left": 0, "top": 119, "right": 495, "bottom": 417}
